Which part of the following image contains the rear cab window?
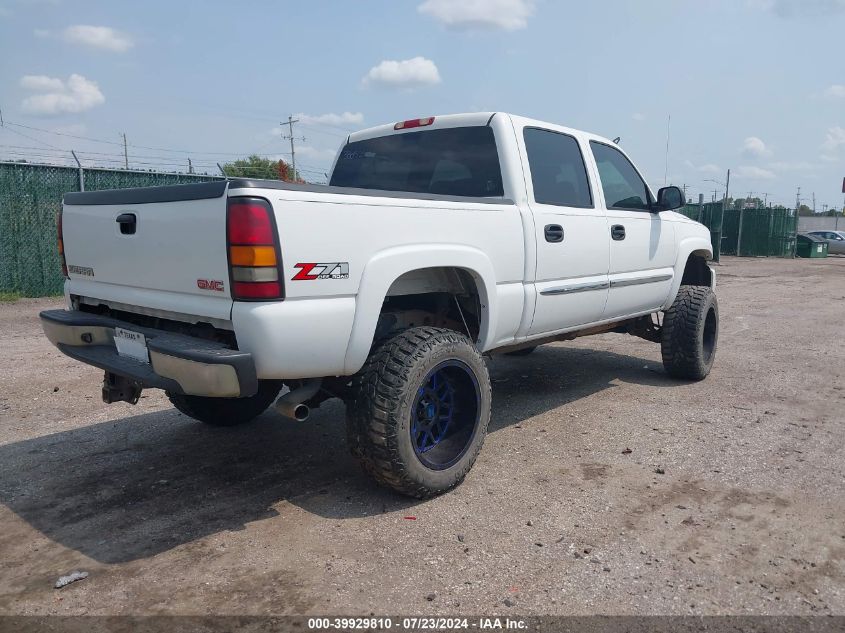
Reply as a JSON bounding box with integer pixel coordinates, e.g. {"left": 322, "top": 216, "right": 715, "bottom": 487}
{"left": 330, "top": 126, "right": 504, "bottom": 198}
{"left": 523, "top": 127, "right": 593, "bottom": 208}
{"left": 590, "top": 141, "right": 652, "bottom": 211}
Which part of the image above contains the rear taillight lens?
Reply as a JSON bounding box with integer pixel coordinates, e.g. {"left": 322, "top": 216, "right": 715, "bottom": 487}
{"left": 227, "top": 197, "right": 284, "bottom": 301}
{"left": 57, "top": 209, "right": 68, "bottom": 278}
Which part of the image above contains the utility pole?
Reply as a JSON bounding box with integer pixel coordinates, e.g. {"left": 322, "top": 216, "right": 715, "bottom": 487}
{"left": 720, "top": 168, "right": 729, "bottom": 260}
{"left": 0, "top": 106, "right": 4, "bottom": 127}
{"left": 663, "top": 114, "right": 670, "bottom": 185}
{"left": 281, "top": 116, "right": 304, "bottom": 182}
{"left": 796, "top": 186, "right": 801, "bottom": 211}
{"left": 188, "top": 157, "right": 193, "bottom": 174}
{"left": 121, "top": 132, "right": 128, "bottom": 169}
{"left": 812, "top": 192, "right": 816, "bottom": 214}
{"left": 682, "top": 183, "right": 687, "bottom": 202}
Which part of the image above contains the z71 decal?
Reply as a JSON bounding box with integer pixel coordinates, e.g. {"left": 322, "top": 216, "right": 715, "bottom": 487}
{"left": 292, "top": 262, "right": 349, "bottom": 281}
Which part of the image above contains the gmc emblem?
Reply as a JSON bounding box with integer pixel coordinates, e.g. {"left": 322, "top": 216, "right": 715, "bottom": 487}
{"left": 197, "top": 279, "right": 225, "bottom": 292}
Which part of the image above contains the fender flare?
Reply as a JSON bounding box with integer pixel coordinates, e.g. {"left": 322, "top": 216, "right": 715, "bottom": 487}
{"left": 342, "top": 244, "right": 498, "bottom": 375}
{"left": 662, "top": 236, "right": 714, "bottom": 310}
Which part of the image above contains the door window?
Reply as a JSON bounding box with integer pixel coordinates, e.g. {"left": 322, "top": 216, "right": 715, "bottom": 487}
{"left": 590, "top": 141, "right": 651, "bottom": 211}
{"left": 523, "top": 128, "right": 592, "bottom": 208}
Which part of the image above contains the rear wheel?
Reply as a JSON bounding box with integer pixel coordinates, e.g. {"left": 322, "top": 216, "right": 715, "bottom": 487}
{"left": 661, "top": 285, "right": 718, "bottom": 380}
{"left": 347, "top": 327, "right": 491, "bottom": 498}
{"left": 167, "top": 380, "right": 282, "bottom": 427}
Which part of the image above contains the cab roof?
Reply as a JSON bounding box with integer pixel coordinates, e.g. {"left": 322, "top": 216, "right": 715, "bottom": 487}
{"left": 347, "top": 112, "right": 616, "bottom": 147}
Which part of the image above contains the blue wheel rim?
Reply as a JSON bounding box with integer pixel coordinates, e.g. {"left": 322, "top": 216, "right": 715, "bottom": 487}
{"left": 411, "top": 360, "right": 481, "bottom": 470}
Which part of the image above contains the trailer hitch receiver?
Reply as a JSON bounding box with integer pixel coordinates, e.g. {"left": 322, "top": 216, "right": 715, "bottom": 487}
{"left": 102, "top": 371, "right": 142, "bottom": 405}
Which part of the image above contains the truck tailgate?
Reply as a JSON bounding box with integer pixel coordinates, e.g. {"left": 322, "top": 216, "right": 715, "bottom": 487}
{"left": 62, "top": 184, "right": 232, "bottom": 321}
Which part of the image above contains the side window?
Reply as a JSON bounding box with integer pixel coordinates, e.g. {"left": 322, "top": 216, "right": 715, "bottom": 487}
{"left": 590, "top": 141, "right": 651, "bottom": 211}
{"left": 523, "top": 128, "right": 592, "bottom": 208}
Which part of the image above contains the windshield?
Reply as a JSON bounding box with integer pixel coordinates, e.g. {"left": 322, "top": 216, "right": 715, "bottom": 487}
{"left": 330, "top": 126, "right": 504, "bottom": 198}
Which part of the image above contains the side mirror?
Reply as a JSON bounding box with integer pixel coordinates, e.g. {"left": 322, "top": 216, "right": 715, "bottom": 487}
{"left": 655, "top": 186, "right": 684, "bottom": 212}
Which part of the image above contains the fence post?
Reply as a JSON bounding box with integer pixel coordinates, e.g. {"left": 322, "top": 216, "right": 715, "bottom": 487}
{"left": 737, "top": 207, "right": 745, "bottom": 256}
{"left": 71, "top": 150, "right": 84, "bottom": 192}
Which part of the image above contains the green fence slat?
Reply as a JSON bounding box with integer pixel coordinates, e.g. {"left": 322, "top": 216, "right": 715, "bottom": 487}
{"left": 0, "top": 162, "right": 223, "bottom": 296}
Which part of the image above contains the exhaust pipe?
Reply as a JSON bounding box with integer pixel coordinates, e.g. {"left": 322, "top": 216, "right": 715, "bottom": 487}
{"left": 275, "top": 379, "right": 322, "bottom": 422}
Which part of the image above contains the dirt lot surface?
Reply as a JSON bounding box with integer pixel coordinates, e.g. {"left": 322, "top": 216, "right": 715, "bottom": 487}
{"left": 0, "top": 256, "right": 843, "bottom": 617}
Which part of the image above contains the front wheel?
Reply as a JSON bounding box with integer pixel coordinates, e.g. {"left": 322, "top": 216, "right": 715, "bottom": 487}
{"left": 167, "top": 380, "right": 282, "bottom": 427}
{"left": 661, "top": 285, "right": 718, "bottom": 380}
{"left": 346, "top": 327, "right": 492, "bottom": 498}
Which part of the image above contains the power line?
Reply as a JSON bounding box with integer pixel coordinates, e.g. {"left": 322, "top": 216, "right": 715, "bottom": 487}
{"left": 3, "top": 120, "right": 294, "bottom": 157}
{"left": 0, "top": 125, "right": 66, "bottom": 150}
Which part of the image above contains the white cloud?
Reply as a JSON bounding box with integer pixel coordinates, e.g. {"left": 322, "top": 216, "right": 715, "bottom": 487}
{"left": 296, "top": 112, "right": 364, "bottom": 127}
{"left": 683, "top": 160, "right": 722, "bottom": 175}
{"left": 825, "top": 84, "right": 845, "bottom": 98}
{"left": 632, "top": 112, "right": 645, "bottom": 121}
{"left": 33, "top": 28, "right": 50, "bottom": 37}
{"left": 418, "top": 0, "right": 534, "bottom": 30}
{"left": 821, "top": 125, "right": 845, "bottom": 153}
{"left": 20, "top": 73, "right": 105, "bottom": 115}
{"left": 362, "top": 57, "right": 441, "bottom": 89}
{"left": 697, "top": 163, "right": 722, "bottom": 174}
{"left": 63, "top": 25, "right": 133, "bottom": 52}
{"left": 741, "top": 136, "right": 771, "bottom": 158}
{"left": 734, "top": 165, "right": 776, "bottom": 180}
{"left": 20, "top": 74, "right": 65, "bottom": 91}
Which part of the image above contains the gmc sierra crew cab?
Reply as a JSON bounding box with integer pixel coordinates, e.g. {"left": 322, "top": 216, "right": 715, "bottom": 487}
{"left": 41, "top": 112, "right": 718, "bottom": 498}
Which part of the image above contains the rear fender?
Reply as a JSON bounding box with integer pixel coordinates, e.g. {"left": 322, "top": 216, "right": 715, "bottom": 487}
{"left": 343, "top": 245, "right": 497, "bottom": 375}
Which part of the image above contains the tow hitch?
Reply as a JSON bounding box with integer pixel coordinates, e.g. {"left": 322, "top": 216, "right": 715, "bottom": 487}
{"left": 102, "top": 371, "right": 142, "bottom": 405}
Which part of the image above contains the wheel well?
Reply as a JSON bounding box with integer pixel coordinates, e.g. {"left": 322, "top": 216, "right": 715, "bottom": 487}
{"left": 680, "top": 252, "right": 711, "bottom": 287}
{"left": 375, "top": 267, "right": 483, "bottom": 343}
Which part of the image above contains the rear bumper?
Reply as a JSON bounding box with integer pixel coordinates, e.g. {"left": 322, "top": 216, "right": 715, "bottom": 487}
{"left": 40, "top": 310, "right": 258, "bottom": 398}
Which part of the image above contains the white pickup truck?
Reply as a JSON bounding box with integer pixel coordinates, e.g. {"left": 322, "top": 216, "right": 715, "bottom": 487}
{"left": 42, "top": 112, "right": 718, "bottom": 497}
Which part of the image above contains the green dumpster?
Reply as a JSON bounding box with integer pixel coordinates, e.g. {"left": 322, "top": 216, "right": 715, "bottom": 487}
{"left": 796, "top": 233, "right": 829, "bottom": 258}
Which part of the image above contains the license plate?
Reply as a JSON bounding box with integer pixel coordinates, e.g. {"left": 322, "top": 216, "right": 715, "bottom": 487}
{"left": 114, "top": 327, "right": 149, "bottom": 364}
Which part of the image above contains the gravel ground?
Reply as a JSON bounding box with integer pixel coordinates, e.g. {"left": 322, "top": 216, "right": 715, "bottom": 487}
{"left": 0, "top": 256, "right": 843, "bottom": 616}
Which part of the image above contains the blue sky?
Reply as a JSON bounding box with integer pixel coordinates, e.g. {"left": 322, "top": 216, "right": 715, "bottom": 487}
{"left": 1, "top": 0, "right": 843, "bottom": 209}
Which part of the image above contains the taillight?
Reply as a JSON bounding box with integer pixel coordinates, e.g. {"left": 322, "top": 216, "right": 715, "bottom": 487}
{"left": 57, "top": 209, "right": 68, "bottom": 278}
{"left": 394, "top": 117, "right": 435, "bottom": 130}
{"left": 227, "top": 197, "right": 284, "bottom": 301}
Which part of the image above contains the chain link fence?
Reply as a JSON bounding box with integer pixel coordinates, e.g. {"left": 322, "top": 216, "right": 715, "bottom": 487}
{"left": 680, "top": 202, "right": 798, "bottom": 260}
{"left": 0, "top": 162, "right": 222, "bottom": 297}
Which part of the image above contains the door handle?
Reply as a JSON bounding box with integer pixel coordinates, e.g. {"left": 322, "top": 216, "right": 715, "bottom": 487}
{"left": 544, "top": 224, "right": 564, "bottom": 243}
{"left": 611, "top": 224, "right": 626, "bottom": 241}
{"left": 116, "top": 212, "right": 137, "bottom": 235}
